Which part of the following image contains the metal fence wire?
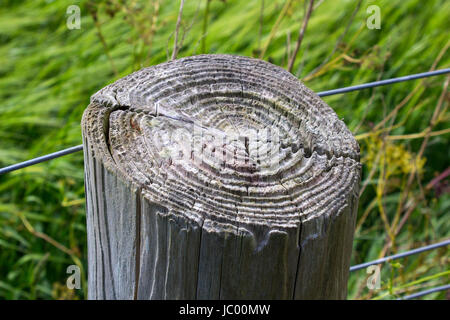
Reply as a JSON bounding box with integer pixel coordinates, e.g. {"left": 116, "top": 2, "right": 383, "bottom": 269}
{"left": 0, "top": 68, "right": 449, "bottom": 300}
{"left": 1, "top": 68, "right": 449, "bottom": 176}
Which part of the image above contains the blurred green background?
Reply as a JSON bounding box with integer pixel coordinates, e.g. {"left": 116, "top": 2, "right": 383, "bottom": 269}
{"left": 0, "top": 0, "right": 448, "bottom": 300}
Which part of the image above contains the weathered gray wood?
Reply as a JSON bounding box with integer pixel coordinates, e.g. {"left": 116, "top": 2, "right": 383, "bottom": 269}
{"left": 82, "top": 54, "right": 361, "bottom": 300}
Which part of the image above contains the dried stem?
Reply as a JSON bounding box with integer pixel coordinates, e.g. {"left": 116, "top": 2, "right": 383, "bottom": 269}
{"left": 393, "top": 76, "right": 449, "bottom": 233}
{"left": 259, "top": 0, "right": 293, "bottom": 59}
{"left": 18, "top": 211, "right": 75, "bottom": 257}
{"left": 305, "top": 0, "right": 362, "bottom": 79}
{"left": 258, "top": 0, "right": 265, "bottom": 50}
{"left": 171, "top": 0, "right": 186, "bottom": 60}
{"left": 201, "top": 0, "right": 211, "bottom": 53}
{"left": 88, "top": 2, "right": 118, "bottom": 76}
{"left": 287, "top": 0, "right": 315, "bottom": 73}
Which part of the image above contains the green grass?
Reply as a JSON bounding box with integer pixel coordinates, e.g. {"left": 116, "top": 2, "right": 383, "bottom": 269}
{"left": 0, "top": 0, "right": 448, "bottom": 300}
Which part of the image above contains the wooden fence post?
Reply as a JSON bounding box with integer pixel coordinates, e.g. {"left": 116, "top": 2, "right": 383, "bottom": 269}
{"left": 81, "top": 54, "right": 361, "bottom": 300}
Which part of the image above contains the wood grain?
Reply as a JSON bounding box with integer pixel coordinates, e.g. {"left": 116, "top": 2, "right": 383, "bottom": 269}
{"left": 82, "top": 54, "right": 361, "bottom": 299}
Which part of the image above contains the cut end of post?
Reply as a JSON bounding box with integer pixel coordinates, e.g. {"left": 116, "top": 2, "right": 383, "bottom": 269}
{"left": 82, "top": 54, "right": 361, "bottom": 299}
